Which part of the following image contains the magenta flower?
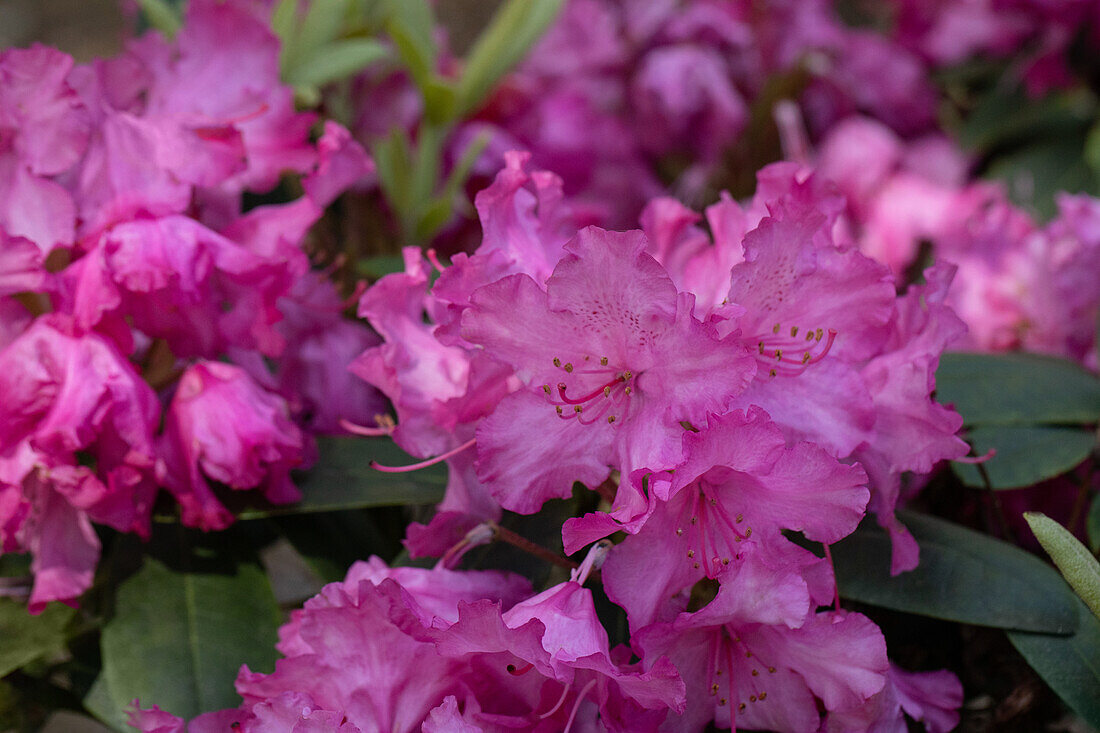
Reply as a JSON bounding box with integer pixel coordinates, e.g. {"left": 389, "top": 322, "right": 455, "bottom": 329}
{"left": 0, "top": 316, "right": 158, "bottom": 610}
{"left": 157, "top": 362, "right": 309, "bottom": 531}
{"left": 826, "top": 662, "right": 963, "bottom": 733}
{"left": 463, "top": 226, "right": 756, "bottom": 514}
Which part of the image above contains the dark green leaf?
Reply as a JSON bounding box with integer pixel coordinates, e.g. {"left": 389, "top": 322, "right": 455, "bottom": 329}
{"left": 99, "top": 558, "right": 280, "bottom": 719}
{"left": 952, "top": 425, "right": 1096, "bottom": 489}
{"left": 1008, "top": 597, "right": 1100, "bottom": 728}
{"left": 357, "top": 254, "right": 406, "bottom": 279}
{"left": 959, "top": 86, "right": 1095, "bottom": 153}
{"left": 238, "top": 437, "right": 446, "bottom": 519}
{"left": 986, "top": 137, "right": 1095, "bottom": 221}
{"left": 832, "top": 511, "right": 1078, "bottom": 633}
{"left": 456, "top": 0, "right": 564, "bottom": 116}
{"left": 1026, "top": 512, "right": 1100, "bottom": 620}
{"left": 287, "top": 38, "right": 388, "bottom": 89}
{"left": 0, "top": 600, "right": 74, "bottom": 678}
{"left": 1088, "top": 493, "right": 1100, "bottom": 555}
{"left": 936, "top": 352, "right": 1100, "bottom": 425}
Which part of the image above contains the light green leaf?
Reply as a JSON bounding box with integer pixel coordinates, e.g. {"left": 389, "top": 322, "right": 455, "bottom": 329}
{"left": 237, "top": 436, "right": 446, "bottom": 519}
{"left": 1008, "top": 597, "right": 1100, "bottom": 728}
{"left": 832, "top": 511, "right": 1078, "bottom": 633}
{"left": 297, "top": 0, "right": 350, "bottom": 59}
{"left": 951, "top": 425, "right": 1096, "bottom": 489}
{"left": 936, "top": 352, "right": 1100, "bottom": 425}
{"left": 133, "top": 0, "right": 182, "bottom": 37}
{"left": 1026, "top": 512, "right": 1100, "bottom": 620}
{"left": 383, "top": 0, "right": 437, "bottom": 92}
{"left": 0, "top": 599, "right": 73, "bottom": 678}
{"left": 83, "top": 674, "right": 128, "bottom": 732}
{"left": 287, "top": 37, "right": 388, "bottom": 88}
{"left": 456, "top": 0, "right": 564, "bottom": 116}
{"left": 99, "top": 558, "right": 280, "bottom": 719}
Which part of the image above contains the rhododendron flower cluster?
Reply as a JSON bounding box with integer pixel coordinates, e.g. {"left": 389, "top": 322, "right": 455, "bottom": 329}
{"left": 145, "top": 152, "right": 964, "bottom": 732}
{"left": 0, "top": 0, "right": 382, "bottom": 610}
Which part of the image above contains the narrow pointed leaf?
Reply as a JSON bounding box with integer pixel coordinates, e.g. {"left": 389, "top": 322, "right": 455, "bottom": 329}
{"left": 1008, "top": 598, "right": 1100, "bottom": 728}
{"left": 936, "top": 352, "right": 1100, "bottom": 426}
{"left": 100, "top": 558, "right": 280, "bottom": 719}
{"left": 832, "top": 511, "right": 1078, "bottom": 633}
{"left": 1026, "top": 512, "right": 1100, "bottom": 620}
{"left": 456, "top": 0, "right": 564, "bottom": 116}
{"left": 287, "top": 37, "right": 388, "bottom": 88}
{"left": 133, "top": 0, "right": 181, "bottom": 37}
{"left": 951, "top": 425, "right": 1096, "bottom": 489}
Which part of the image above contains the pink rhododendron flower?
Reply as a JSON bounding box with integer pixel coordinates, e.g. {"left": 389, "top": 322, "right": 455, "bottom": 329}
{"left": 462, "top": 226, "right": 755, "bottom": 514}
{"left": 0, "top": 45, "right": 89, "bottom": 251}
{"left": 157, "top": 361, "right": 310, "bottom": 530}
{"left": 0, "top": 316, "right": 158, "bottom": 610}
{"left": 826, "top": 663, "right": 964, "bottom": 733}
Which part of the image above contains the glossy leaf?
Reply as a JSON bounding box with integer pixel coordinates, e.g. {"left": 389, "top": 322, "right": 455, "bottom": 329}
{"left": 959, "top": 86, "right": 1094, "bottom": 153}
{"left": 1008, "top": 598, "right": 1100, "bottom": 728}
{"left": 455, "top": 0, "right": 564, "bottom": 116}
{"left": 99, "top": 558, "right": 280, "bottom": 720}
{"left": 832, "top": 511, "right": 1078, "bottom": 633}
{"left": 1026, "top": 512, "right": 1100, "bottom": 620}
{"left": 936, "top": 352, "right": 1100, "bottom": 426}
{"left": 951, "top": 425, "right": 1096, "bottom": 489}
{"left": 0, "top": 600, "right": 73, "bottom": 678}
{"left": 237, "top": 436, "right": 446, "bottom": 519}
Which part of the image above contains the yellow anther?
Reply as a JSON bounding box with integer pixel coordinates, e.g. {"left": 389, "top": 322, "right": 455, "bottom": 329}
{"left": 768, "top": 666, "right": 776, "bottom": 673}
{"left": 600, "top": 356, "right": 609, "bottom": 366}
{"left": 805, "top": 331, "right": 814, "bottom": 341}
{"left": 675, "top": 528, "right": 683, "bottom": 536}
{"left": 775, "top": 349, "right": 783, "bottom": 361}
{"left": 759, "top": 692, "right": 767, "bottom": 701}
{"left": 622, "top": 370, "right": 632, "bottom": 379}
{"left": 555, "top": 406, "right": 563, "bottom": 415}
{"left": 607, "top": 415, "right": 616, "bottom": 424}
{"left": 693, "top": 562, "right": 700, "bottom": 569}
{"left": 745, "top": 528, "right": 752, "bottom": 537}
{"left": 711, "top": 684, "right": 719, "bottom": 695}
{"left": 815, "top": 328, "right": 823, "bottom": 341}
{"left": 769, "top": 368, "right": 777, "bottom": 377}
{"left": 751, "top": 669, "right": 759, "bottom": 677}
{"left": 739, "top": 703, "right": 746, "bottom": 712}
{"left": 758, "top": 342, "right": 766, "bottom": 354}
{"left": 802, "top": 352, "right": 811, "bottom": 364}
{"left": 749, "top": 695, "right": 757, "bottom": 702}
{"left": 735, "top": 513, "right": 743, "bottom": 523}
{"left": 573, "top": 405, "right": 583, "bottom": 413}
{"left": 564, "top": 362, "right": 573, "bottom": 372}
{"left": 790, "top": 326, "right": 799, "bottom": 337}
{"left": 772, "top": 322, "right": 781, "bottom": 334}
{"left": 603, "top": 386, "right": 611, "bottom": 397}
{"left": 553, "top": 357, "right": 561, "bottom": 367}
{"left": 543, "top": 384, "right": 552, "bottom": 395}
{"left": 687, "top": 550, "right": 695, "bottom": 558}
{"left": 624, "top": 386, "right": 632, "bottom": 395}
{"left": 719, "top": 698, "right": 727, "bottom": 706}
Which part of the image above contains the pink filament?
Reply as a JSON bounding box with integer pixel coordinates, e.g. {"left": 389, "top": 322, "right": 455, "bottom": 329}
{"left": 370, "top": 438, "right": 476, "bottom": 473}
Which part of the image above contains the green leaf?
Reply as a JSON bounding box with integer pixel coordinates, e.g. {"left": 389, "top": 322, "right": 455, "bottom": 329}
{"left": 415, "top": 197, "right": 454, "bottom": 242}
{"left": 357, "top": 254, "right": 406, "bottom": 279}
{"left": 959, "top": 86, "right": 1095, "bottom": 153}
{"left": 952, "top": 425, "right": 1096, "bottom": 489}
{"left": 832, "top": 511, "right": 1078, "bottom": 633}
{"left": 287, "top": 37, "right": 388, "bottom": 88}
{"left": 986, "top": 136, "right": 1096, "bottom": 221}
{"left": 1026, "top": 512, "right": 1100, "bottom": 620}
{"left": 83, "top": 674, "right": 128, "bottom": 732}
{"left": 383, "top": 0, "right": 437, "bottom": 92}
{"left": 1088, "top": 494, "right": 1100, "bottom": 555}
{"left": 1008, "top": 597, "right": 1100, "bottom": 728}
{"left": 456, "top": 0, "right": 564, "bottom": 116}
{"left": 936, "top": 352, "right": 1100, "bottom": 425}
{"left": 297, "top": 0, "right": 350, "bottom": 60}
{"left": 0, "top": 600, "right": 74, "bottom": 678}
{"left": 237, "top": 437, "right": 446, "bottom": 519}
{"left": 133, "top": 0, "right": 182, "bottom": 37}
{"left": 99, "top": 558, "right": 280, "bottom": 719}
